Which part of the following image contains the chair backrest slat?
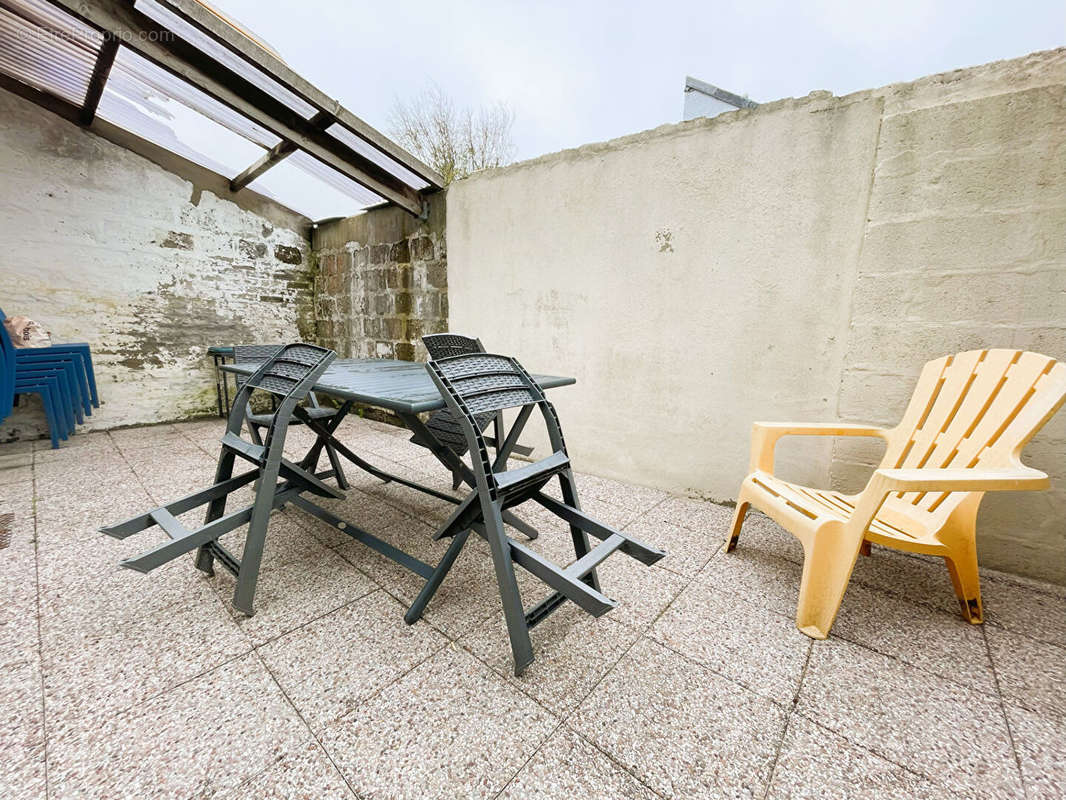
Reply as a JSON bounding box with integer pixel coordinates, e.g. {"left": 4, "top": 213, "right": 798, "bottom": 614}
{"left": 234, "top": 344, "right": 284, "bottom": 365}
{"left": 244, "top": 344, "right": 331, "bottom": 398}
{"left": 416, "top": 334, "right": 494, "bottom": 460}
{"left": 879, "top": 348, "right": 1066, "bottom": 523}
{"left": 432, "top": 354, "right": 540, "bottom": 415}
{"left": 427, "top": 352, "right": 566, "bottom": 493}
{"left": 423, "top": 333, "right": 484, "bottom": 360}
{"left": 226, "top": 343, "right": 335, "bottom": 451}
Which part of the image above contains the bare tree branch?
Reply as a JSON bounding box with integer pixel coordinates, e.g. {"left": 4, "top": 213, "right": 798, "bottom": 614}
{"left": 389, "top": 84, "right": 515, "bottom": 185}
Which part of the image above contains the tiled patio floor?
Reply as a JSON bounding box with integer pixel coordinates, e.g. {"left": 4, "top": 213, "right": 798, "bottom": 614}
{"left": 1, "top": 418, "right": 1063, "bottom": 799}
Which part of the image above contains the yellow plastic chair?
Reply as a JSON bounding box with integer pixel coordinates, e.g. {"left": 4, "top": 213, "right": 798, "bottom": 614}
{"left": 726, "top": 349, "right": 1066, "bottom": 640}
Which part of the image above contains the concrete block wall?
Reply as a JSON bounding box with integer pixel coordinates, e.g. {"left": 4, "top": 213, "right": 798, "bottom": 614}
{"left": 445, "top": 49, "right": 1066, "bottom": 583}
{"left": 313, "top": 197, "right": 447, "bottom": 362}
{"left": 0, "top": 90, "right": 315, "bottom": 440}
{"left": 831, "top": 53, "right": 1066, "bottom": 578}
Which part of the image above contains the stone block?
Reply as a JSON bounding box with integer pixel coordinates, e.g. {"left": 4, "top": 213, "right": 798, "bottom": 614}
{"left": 426, "top": 262, "right": 447, "bottom": 288}
{"left": 366, "top": 269, "right": 386, "bottom": 292}
{"left": 386, "top": 266, "right": 411, "bottom": 290}
{"left": 369, "top": 244, "right": 389, "bottom": 265}
{"left": 394, "top": 342, "right": 415, "bottom": 361}
{"left": 390, "top": 240, "right": 410, "bottom": 263}
{"left": 160, "top": 231, "right": 193, "bottom": 250}
{"left": 411, "top": 236, "right": 435, "bottom": 261}
{"left": 273, "top": 244, "right": 303, "bottom": 265}
{"left": 238, "top": 239, "right": 267, "bottom": 259}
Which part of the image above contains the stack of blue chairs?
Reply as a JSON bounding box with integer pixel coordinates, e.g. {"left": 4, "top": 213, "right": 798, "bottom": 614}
{"left": 0, "top": 308, "right": 99, "bottom": 449}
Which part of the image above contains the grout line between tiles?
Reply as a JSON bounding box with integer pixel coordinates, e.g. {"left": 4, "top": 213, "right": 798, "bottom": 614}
{"left": 29, "top": 421, "right": 1066, "bottom": 799}
{"left": 250, "top": 648, "right": 365, "bottom": 800}
{"left": 486, "top": 632, "right": 665, "bottom": 800}
{"left": 488, "top": 717, "right": 569, "bottom": 799}
{"left": 31, "top": 448, "right": 50, "bottom": 800}
{"left": 493, "top": 500, "right": 724, "bottom": 798}
{"left": 790, "top": 710, "right": 970, "bottom": 795}
{"left": 722, "top": 564, "right": 1008, "bottom": 696}
{"left": 106, "top": 430, "right": 159, "bottom": 503}
{"left": 204, "top": 557, "right": 381, "bottom": 651}
{"left": 320, "top": 634, "right": 453, "bottom": 719}
{"left": 761, "top": 641, "right": 812, "bottom": 800}
{"left": 715, "top": 546, "right": 1057, "bottom": 700}
{"left": 564, "top": 727, "right": 671, "bottom": 800}
{"left": 49, "top": 649, "right": 258, "bottom": 743}
{"left": 490, "top": 494, "right": 680, "bottom": 800}
{"left": 982, "top": 623, "right": 1031, "bottom": 800}
{"left": 648, "top": 635, "right": 795, "bottom": 712}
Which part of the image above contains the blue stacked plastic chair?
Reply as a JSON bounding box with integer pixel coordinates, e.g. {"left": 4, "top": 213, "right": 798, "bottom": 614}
{"left": 16, "top": 349, "right": 93, "bottom": 417}
{"left": 0, "top": 307, "right": 98, "bottom": 413}
{"left": 0, "top": 312, "right": 83, "bottom": 448}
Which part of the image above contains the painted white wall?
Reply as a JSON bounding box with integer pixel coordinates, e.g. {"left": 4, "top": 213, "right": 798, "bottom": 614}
{"left": 447, "top": 49, "right": 1066, "bottom": 582}
{"left": 0, "top": 90, "right": 314, "bottom": 440}
{"left": 448, "top": 94, "right": 883, "bottom": 495}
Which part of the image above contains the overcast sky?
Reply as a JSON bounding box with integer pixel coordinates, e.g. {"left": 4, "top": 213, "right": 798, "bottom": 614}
{"left": 208, "top": 0, "right": 1064, "bottom": 164}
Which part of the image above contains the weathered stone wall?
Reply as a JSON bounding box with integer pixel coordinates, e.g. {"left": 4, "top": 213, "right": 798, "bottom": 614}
{"left": 445, "top": 49, "right": 1066, "bottom": 583}
{"left": 313, "top": 196, "right": 446, "bottom": 362}
{"left": 0, "top": 89, "right": 315, "bottom": 440}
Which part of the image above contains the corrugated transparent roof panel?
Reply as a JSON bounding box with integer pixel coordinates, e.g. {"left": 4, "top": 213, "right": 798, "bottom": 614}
{"left": 98, "top": 47, "right": 267, "bottom": 178}
{"left": 0, "top": 1, "right": 100, "bottom": 106}
{"left": 287, "top": 150, "right": 385, "bottom": 206}
{"left": 0, "top": 0, "right": 424, "bottom": 219}
{"left": 107, "top": 45, "right": 281, "bottom": 149}
{"left": 327, "top": 122, "right": 431, "bottom": 191}
{"left": 10, "top": 0, "right": 103, "bottom": 44}
{"left": 135, "top": 0, "right": 319, "bottom": 119}
{"left": 249, "top": 152, "right": 380, "bottom": 220}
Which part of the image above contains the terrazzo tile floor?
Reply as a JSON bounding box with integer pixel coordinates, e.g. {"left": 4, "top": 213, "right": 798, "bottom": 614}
{"left": 1, "top": 418, "right": 1063, "bottom": 799}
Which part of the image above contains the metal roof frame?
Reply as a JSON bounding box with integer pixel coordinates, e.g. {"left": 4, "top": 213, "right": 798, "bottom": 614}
{"left": 0, "top": 0, "right": 443, "bottom": 217}
{"left": 683, "top": 76, "right": 758, "bottom": 111}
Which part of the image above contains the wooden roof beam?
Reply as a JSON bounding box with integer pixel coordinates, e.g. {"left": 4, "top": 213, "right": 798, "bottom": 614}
{"left": 154, "top": 0, "right": 444, "bottom": 190}
{"left": 229, "top": 111, "right": 331, "bottom": 192}
{"left": 229, "top": 139, "right": 296, "bottom": 192}
{"left": 46, "top": 0, "right": 426, "bottom": 216}
{"left": 80, "top": 38, "right": 119, "bottom": 125}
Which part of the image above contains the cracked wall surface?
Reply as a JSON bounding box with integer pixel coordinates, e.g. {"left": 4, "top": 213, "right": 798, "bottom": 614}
{"left": 0, "top": 89, "right": 315, "bottom": 440}
{"left": 446, "top": 49, "right": 1066, "bottom": 582}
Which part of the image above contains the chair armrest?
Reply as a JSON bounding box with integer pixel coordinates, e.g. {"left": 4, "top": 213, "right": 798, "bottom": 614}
{"left": 872, "top": 466, "right": 1049, "bottom": 494}
{"left": 838, "top": 465, "right": 1051, "bottom": 540}
{"left": 750, "top": 422, "right": 889, "bottom": 473}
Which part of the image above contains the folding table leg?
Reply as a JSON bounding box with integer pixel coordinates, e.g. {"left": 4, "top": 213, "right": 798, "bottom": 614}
{"left": 404, "top": 527, "right": 471, "bottom": 624}
{"left": 212, "top": 354, "right": 225, "bottom": 417}
{"left": 402, "top": 411, "right": 477, "bottom": 482}
{"left": 558, "top": 468, "right": 601, "bottom": 593}
{"left": 220, "top": 355, "right": 231, "bottom": 416}
{"left": 295, "top": 401, "right": 351, "bottom": 485}
{"left": 298, "top": 404, "right": 351, "bottom": 489}
{"left": 432, "top": 492, "right": 479, "bottom": 540}
{"left": 403, "top": 412, "right": 539, "bottom": 537}
{"left": 322, "top": 437, "right": 350, "bottom": 489}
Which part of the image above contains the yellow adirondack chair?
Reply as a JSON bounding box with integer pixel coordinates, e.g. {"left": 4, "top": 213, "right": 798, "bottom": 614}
{"left": 726, "top": 349, "right": 1066, "bottom": 640}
